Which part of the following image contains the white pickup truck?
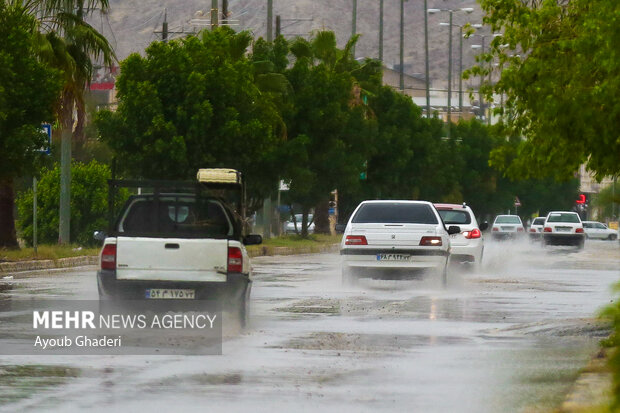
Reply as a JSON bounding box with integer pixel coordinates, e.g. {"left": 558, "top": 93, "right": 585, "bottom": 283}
{"left": 95, "top": 169, "right": 262, "bottom": 326}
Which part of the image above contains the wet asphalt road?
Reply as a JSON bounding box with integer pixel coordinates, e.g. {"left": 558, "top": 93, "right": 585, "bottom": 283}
{"left": 0, "top": 239, "right": 618, "bottom": 412}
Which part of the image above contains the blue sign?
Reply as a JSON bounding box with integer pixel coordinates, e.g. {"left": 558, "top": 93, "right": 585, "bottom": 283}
{"left": 328, "top": 208, "right": 335, "bottom": 215}
{"left": 39, "top": 124, "right": 52, "bottom": 155}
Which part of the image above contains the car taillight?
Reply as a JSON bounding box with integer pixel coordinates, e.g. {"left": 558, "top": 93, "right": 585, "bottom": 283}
{"left": 544, "top": 227, "right": 552, "bottom": 232}
{"left": 228, "top": 246, "right": 243, "bottom": 273}
{"left": 517, "top": 227, "right": 524, "bottom": 232}
{"left": 492, "top": 227, "right": 499, "bottom": 231}
{"left": 576, "top": 228, "right": 584, "bottom": 233}
{"left": 420, "top": 236, "right": 442, "bottom": 246}
{"left": 529, "top": 228, "right": 536, "bottom": 233}
{"left": 101, "top": 244, "right": 116, "bottom": 270}
{"left": 463, "top": 229, "right": 481, "bottom": 239}
{"left": 345, "top": 235, "right": 368, "bottom": 245}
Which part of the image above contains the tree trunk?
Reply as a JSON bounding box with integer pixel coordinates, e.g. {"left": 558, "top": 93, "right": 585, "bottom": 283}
{"left": 301, "top": 207, "right": 310, "bottom": 238}
{"left": 0, "top": 178, "right": 19, "bottom": 248}
{"left": 314, "top": 199, "right": 330, "bottom": 234}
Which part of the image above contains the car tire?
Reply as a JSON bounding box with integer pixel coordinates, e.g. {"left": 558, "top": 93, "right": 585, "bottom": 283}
{"left": 439, "top": 261, "right": 448, "bottom": 288}
{"left": 609, "top": 234, "right": 617, "bottom": 241}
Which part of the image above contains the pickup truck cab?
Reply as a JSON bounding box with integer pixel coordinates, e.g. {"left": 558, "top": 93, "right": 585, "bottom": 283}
{"left": 96, "top": 169, "right": 261, "bottom": 326}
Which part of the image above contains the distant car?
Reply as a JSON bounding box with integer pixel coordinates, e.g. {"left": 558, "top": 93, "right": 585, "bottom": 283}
{"left": 435, "top": 203, "right": 487, "bottom": 266}
{"left": 491, "top": 215, "right": 525, "bottom": 239}
{"left": 542, "top": 211, "right": 585, "bottom": 249}
{"left": 340, "top": 200, "right": 460, "bottom": 285}
{"left": 528, "top": 217, "right": 546, "bottom": 240}
{"left": 582, "top": 221, "right": 618, "bottom": 240}
{"left": 285, "top": 214, "right": 314, "bottom": 234}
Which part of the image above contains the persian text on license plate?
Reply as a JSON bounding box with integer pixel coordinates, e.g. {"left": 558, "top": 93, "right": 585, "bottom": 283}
{"left": 377, "top": 254, "right": 410, "bottom": 261}
{"left": 145, "top": 289, "right": 195, "bottom": 299}
{"left": 556, "top": 227, "right": 571, "bottom": 232}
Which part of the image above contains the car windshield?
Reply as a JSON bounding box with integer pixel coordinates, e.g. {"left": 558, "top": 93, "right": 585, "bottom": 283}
{"left": 118, "top": 195, "right": 233, "bottom": 238}
{"left": 532, "top": 218, "right": 545, "bottom": 225}
{"left": 495, "top": 216, "right": 521, "bottom": 224}
{"left": 352, "top": 203, "right": 438, "bottom": 224}
{"left": 438, "top": 210, "right": 471, "bottom": 225}
{"left": 547, "top": 213, "right": 580, "bottom": 223}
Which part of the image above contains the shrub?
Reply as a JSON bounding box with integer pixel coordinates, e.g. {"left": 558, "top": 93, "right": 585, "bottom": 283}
{"left": 17, "top": 161, "right": 113, "bottom": 246}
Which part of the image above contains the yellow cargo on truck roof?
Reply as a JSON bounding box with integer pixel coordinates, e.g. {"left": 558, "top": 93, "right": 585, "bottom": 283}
{"left": 196, "top": 168, "right": 242, "bottom": 185}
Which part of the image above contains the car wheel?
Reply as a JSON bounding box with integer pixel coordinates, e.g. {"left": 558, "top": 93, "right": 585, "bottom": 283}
{"left": 439, "top": 261, "right": 448, "bottom": 288}
{"left": 608, "top": 234, "right": 617, "bottom": 241}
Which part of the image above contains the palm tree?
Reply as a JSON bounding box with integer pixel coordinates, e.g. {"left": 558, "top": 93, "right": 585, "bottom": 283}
{"left": 12, "top": 0, "right": 116, "bottom": 243}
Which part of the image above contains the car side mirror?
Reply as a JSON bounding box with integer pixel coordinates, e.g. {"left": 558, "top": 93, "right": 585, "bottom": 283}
{"left": 335, "top": 224, "right": 346, "bottom": 233}
{"left": 447, "top": 225, "right": 461, "bottom": 235}
{"left": 243, "top": 234, "right": 263, "bottom": 246}
{"left": 479, "top": 222, "right": 489, "bottom": 231}
{"left": 93, "top": 231, "right": 106, "bottom": 242}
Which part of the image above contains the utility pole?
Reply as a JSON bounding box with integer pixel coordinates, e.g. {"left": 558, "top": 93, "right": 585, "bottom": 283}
{"left": 59, "top": 128, "right": 71, "bottom": 244}
{"left": 480, "top": 36, "right": 485, "bottom": 123}
{"left": 275, "top": 15, "right": 281, "bottom": 37}
{"left": 399, "top": 0, "right": 404, "bottom": 91}
{"left": 222, "top": 0, "right": 228, "bottom": 26}
{"left": 211, "top": 0, "right": 218, "bottom": 29}
{"left": 378, "top": 0, "right": 384, "bottom": 62}
{"left": 424, "top": 0, "right": 430, "bottom": 116}
{"left": 458, "top": 25, "right": 463, "bottom": 115}
{"left": 352, "top": 0, "right": 357, "bottom": 57}
{"left": 267, "top": 0, "right": 273, "bottom": 41}
{"left": 447, "top": 11, "right": 453, "bottom": 129}
{"left": 162, "top": 8, "right": 168, "bottom": 42}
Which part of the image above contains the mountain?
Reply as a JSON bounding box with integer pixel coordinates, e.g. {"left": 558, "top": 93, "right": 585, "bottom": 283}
{"left": 91, "top": 0, "right": 489, "bottom": 89}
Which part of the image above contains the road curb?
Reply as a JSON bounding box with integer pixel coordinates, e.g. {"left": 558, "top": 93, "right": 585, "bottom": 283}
{"left": 0, "top": 244, "right": 339, "bottom": 276}
{"left": 0, "top": 256, "right": 98, "bottom": 275}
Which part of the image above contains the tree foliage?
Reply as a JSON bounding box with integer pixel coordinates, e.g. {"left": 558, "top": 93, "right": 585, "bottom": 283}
{"left": 0, "top": 3, "right": 61, "bottom": 247}
{"left": 473, "top": 0, "right": 620, "bottom": 180}
{"left": 96, "top": 27, "right": 283, "bottom": 208}
{"left": 17, "top": 161, "right": 120, "bottom": 246}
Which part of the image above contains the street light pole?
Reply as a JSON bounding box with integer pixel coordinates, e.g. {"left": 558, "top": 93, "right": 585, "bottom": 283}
{"left": 379, "top": 0, "right": 384, "bottom": 62}
{"left": 399, "top": 0, "right": 404, "bottom": 91}
{"left": 424, "top": 0, "right": 430, "bottom": 116}
{"left": 458, "top": 25, "right": 463, "bottom": 115}
{"left": 352, "top": 0, "right": 357, "bottom": 58}
{"left": 447, "top": 11, "right": 453, "bottom": 128}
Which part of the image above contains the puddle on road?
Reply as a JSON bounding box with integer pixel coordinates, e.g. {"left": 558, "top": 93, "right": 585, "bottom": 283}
{"left": 0, "top": 365, "right": 80, "bottom": 405}
{"left": 275, "top": 332, "right": 473, "bottom": 352}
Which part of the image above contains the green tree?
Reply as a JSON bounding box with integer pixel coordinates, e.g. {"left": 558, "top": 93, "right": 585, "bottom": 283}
{"left": 17, "top": 161, "right": 120, "bottom": 246}
{"left": 279, "top": 32, "right": 377, "bottom": 236}
{"left": 96, "top": 27, "right": 283, "bottom": 210}
{"left": 0, "top": 3, "right": 61, "bottom": 248}
{"left": 473, "top": 0, "right": 620, "bottom": 180}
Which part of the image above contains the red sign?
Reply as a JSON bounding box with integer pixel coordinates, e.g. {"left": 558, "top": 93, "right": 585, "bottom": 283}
{"left": 576, "top": 194, "right": 586, "bottom": 204}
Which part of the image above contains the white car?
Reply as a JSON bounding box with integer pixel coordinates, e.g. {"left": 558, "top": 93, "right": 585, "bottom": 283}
{"left": 542, "top": 211, "right": 585, "bottom": 249}
{"left": 339, "top": 200, "right": 460, "bottom": 285}
{"left": 435, "top": 203, "right": 487, "bottom": 266}
{"left": 95, "top": 169, "right": 263, "bottom": 327}
{"left": 582, "top": 221, "right": 618, "bottom": 240}
{"left": 285, "top": 214, "right": 315, "bottom": 234}
{"left": 528, "top": 217, "right": 546, "bottom": 241}
{"left": 491, "top": 215, "right": 525, "bottom": 239}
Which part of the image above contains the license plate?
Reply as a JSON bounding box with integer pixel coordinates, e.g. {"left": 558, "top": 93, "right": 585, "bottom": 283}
{"left": 501, "top": 226, "right": 514, "bottom": 231}
{"left": 556, "top": 227, "right": 571, "bottom": 232}
{"left": 145, "top": 289, "right": 195, "bottom": 299}
{"left": 377, "top": 254, "right": 410, "bottom": 261}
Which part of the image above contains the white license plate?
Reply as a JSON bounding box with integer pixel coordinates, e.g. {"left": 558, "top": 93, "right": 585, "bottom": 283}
{"left": 145, "top": 289, "right": 195, "bottom": 299}
{"left": 556, "top": 227, "right": 571, "bottom": 232}
{"left": 377, "top": 254, "right": 410, "bottom": 261}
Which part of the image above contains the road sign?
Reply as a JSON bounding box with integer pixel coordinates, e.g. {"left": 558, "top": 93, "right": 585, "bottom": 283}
{"left": 39, "top": 124, "right": 52, "bottom": 154}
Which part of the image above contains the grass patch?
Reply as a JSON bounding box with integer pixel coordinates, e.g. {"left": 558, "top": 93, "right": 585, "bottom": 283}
{"left": 246, "top": 234, "right": 341, "bottom": 255}
{"left": 0, "top": 245, "right": 100, "bottom": 262}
